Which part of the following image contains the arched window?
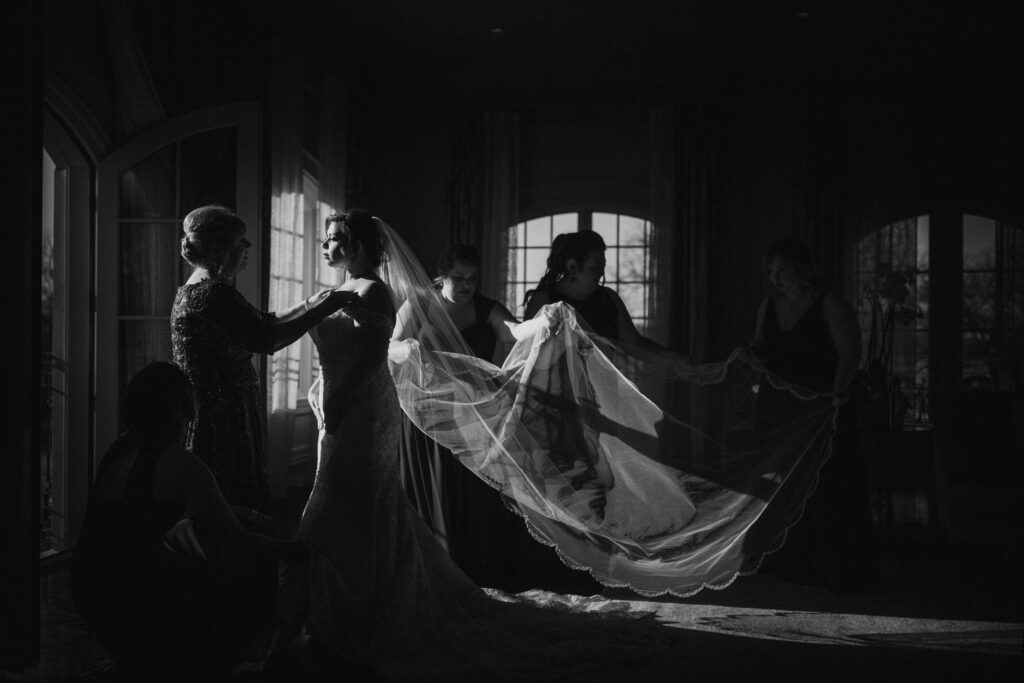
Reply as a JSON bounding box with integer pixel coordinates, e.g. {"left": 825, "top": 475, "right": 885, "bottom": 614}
{"left": 856, "top": 216, "right": 930, "bottom": 421}
{"left": 505, "top": 211, "right": 654, "bottom": 333}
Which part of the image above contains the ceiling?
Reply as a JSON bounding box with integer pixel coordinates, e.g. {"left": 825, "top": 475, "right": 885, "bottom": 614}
{"left": 318, "top": 1, "right": 1023, "bottom": 103}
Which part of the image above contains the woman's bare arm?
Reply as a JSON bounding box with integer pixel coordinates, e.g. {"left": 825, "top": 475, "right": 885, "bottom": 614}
{"left": 180, "top": 450, "right": 306, "bottom": 559}
{"left": 823, "top": 291, "right": 862, "bottom": 403}
{"left": 488, "top": 301, "right": 521, "bottom": 346}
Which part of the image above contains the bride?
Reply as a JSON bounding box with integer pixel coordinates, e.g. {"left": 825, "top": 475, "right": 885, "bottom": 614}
{"left": 289, "top": 210, "right": 701, "bottom": 679}
{"left": 287, "top": 209, "right": 836, "bottom": 679}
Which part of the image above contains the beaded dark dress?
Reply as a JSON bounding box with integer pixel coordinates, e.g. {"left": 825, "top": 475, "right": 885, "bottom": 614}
{"left": 171, "top": 280, "right": 274, "bottom": 508}
{"left": 758, "top": 292, "right": 877, "bottom": 593}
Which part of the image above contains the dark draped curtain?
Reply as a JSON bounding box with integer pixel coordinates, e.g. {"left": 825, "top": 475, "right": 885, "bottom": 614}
{"left": 449, "top": 111, "right": 520, "bottom": 300}
{"left": 664, "top": 104, "right": 723, "bottom": 363}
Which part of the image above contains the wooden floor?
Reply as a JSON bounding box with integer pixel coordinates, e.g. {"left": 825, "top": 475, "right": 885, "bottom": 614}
{"left": 6, "top": 497, "right": 1022, "bottom": 681}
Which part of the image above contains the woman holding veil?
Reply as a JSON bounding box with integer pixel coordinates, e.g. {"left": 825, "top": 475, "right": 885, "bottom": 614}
{"left": 751, "top": 237, "right": 876, "bottom": 594}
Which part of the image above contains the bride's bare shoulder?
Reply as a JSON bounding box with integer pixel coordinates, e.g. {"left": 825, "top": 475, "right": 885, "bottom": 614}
{"left": 355, "top": 278, "right": 396, "bottom": 313}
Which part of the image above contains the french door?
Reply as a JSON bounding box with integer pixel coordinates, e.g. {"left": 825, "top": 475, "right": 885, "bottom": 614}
{"left": 95, "top": 103, "right": 262, "bottom": 465}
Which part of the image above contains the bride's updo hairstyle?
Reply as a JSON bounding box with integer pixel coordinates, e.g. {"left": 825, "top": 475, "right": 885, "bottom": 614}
{"left": 325, "top": 209, "right": 387, "bottom": 269}
{"left": 180, "top": 205, "right": 246, "bottom": 274}
{"left": 524, "top": 230, "right": 606, "bottom": 306}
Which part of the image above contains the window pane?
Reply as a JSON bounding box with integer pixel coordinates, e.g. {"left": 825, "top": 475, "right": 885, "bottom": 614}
{"left": 119, "top": 146, "right": 176, "bottom": 219}
{"left": 524, "top": 247, "right": 548, "bottom": 284}
{"left": 592, "top": 212, "right": 617, "bottom": 245}
{"left": 510, "top": 222, "right": 525, "bottom": 248}
{"left": 963, "top": 214, "right": 996, "bottom": 269}
{"left": 1006, "top": 269, "right": 1024, "bottom": 328}
{"left": 857, "top": 235, "right": 878, "bottom": 275}
{"left": 506, "top": 248, "right": 519, "bottom": 283}
{"left": 1004, "top": 222, "right": 1024, "bottom": 267}
{"left": 525, "top": 217, "right": 551, "bottom": 245}
{"left": 890, "top": 219, "right": 918, "bottom": 271}
{"left": 962, "top": 331, "right": 993, "bottom": 386}
{"left": 620, "top": 216, "right": 647, "bottom": 246}
{"left": 917, "top": 216, "right": 930, "bottom": 270}
{"left": 180, "top": 128, "right": 237, "bottom": 214}
{"left": 617, "top": 247, "right": 646, "bottom": 281}
{"left": 119, "top": 222, "right": 179, "bottom": 316}
{"left": 552, "top": 213, "right": 577, "bottom": 234}
{"left": 510, "top": 283, "right": 527, "bottom": 314}
{"left": 915, "top": 273, "right": 930, "bottom": 323}
{"left": 963, "top": 272, "right": 996, "bottom": 328}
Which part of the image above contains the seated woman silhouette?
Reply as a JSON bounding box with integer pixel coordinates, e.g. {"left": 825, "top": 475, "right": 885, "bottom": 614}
{"left": 71, "top": 362, "right": 308, "bottom": 680}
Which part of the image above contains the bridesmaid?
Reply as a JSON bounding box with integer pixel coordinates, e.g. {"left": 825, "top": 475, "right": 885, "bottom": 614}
{"left": 397, "top": 244, "right": 528, "bottom": 590}
{"left": 751, "top": 236, "right": 877, "bottom": 594}
{"left": 171, "top": 205, "right": 354, "bottom": 510}
{"left": 524, "top": 230, "right": 660, "bottom": 348}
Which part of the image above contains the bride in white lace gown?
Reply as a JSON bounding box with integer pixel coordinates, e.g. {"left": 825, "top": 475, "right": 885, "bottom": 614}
{"left": 293, "top": 210, "right": 688, "bottom": 680}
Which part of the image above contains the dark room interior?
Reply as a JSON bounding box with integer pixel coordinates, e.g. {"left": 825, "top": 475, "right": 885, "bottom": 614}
{"left": 2, "top": 0, "right": 1022, "bottom": 680}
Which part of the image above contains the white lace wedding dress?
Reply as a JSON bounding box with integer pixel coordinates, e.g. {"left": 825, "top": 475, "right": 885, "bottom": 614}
{"left": 297, "top": 279, "right": 681, "bottom": 680}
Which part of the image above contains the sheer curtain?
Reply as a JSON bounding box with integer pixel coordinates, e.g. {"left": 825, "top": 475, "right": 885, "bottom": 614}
{"left": 648, "top": 106, "right": 675, "bottom": 347}
{"left": 267, "top": 36, "right": 305, "bottom": 413}
{"left": 668, "top": 104, "right": 722, "bottom": 362}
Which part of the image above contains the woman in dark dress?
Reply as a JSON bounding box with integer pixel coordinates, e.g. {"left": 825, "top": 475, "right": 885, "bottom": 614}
{"left": 524, "top": 231, "right": 633, "bottom": 341}
{"left": 171, "top": 205, "right": 353, "bottom": 509}
{"left": 518, "top": 231, "right": 665, "bottom": 593}
{"left": 751, "top": 236, "right": 877, "bottom": 594}
{"left": 72, "top": 362, "right": 308, "bottom": 680}
{"left": 396, "top": 244, "right": 529, "bottom": 589}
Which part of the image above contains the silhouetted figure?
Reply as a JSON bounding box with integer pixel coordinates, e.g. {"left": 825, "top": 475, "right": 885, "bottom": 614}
{"left": 71, "top": 362, "right": 308, "bottom": 680}
{"left": 752, "top": 237, "right": 877, "bottom": 594}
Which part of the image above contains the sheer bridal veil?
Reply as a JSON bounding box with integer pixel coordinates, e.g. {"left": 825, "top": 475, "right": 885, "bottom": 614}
{"left": 377, "top": 218, "right": 837, "bottom": 597}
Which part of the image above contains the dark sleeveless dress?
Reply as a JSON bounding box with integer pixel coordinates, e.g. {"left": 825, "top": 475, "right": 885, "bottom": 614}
{"left": 758, "top": 293, "right": 877, "bottom": 594}
{"left": 171, "top": 280, "right": 273, "bottom": 509}
{"left": 514, "top": 286, "right": 621, "bottom": 595}
{"left": 403, "top": 293, "right": 535, "bottom": 590}
{"left": 543, "top": 285, "right": 620, "bottom": 339}
{"left": 71, "top": 437, "right": 277, "bottom": 675}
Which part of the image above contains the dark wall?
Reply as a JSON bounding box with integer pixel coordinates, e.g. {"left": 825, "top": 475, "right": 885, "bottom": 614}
{"left": 2, "top": 1, "right": 42, "bottom": 670}
{"left": 519, "top": 103, "right": 651, "bottom": 218}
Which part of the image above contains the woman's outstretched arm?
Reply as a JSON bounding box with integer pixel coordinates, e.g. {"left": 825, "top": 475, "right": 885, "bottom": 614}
{"left": 207, "top": 284, "right": 357, "bottom": 354}
{"left": 180, "top": 447, "right": 307, "bottom": 560}
{"left": 823, "top": 291, "right": 861, "bottom": 405}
